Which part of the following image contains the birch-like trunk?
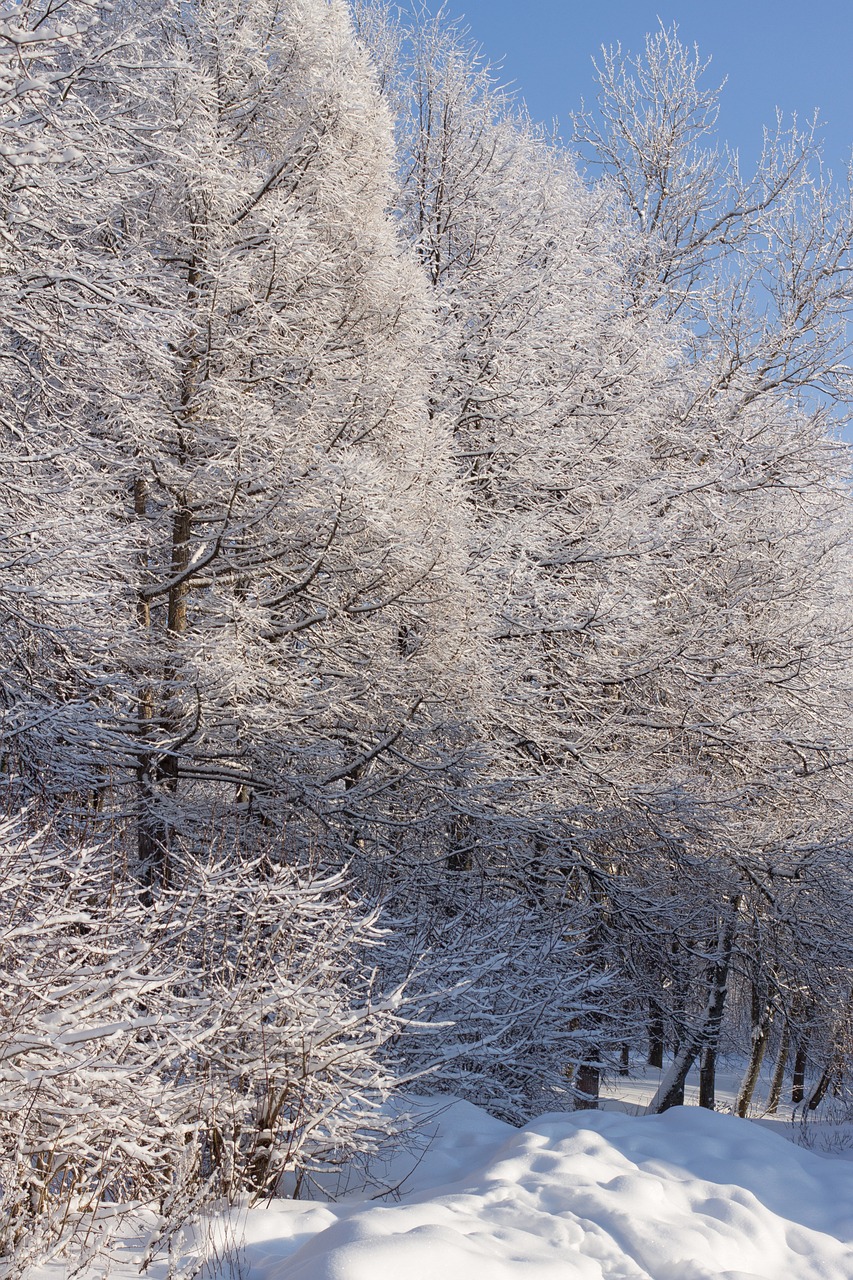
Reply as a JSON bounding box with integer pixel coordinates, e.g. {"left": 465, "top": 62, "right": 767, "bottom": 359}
{"left": 766, "top": 1022, "right": 790, "bottom": 1115}
{"left": 736, "top": 990, "right": 774, "bottom": 1117}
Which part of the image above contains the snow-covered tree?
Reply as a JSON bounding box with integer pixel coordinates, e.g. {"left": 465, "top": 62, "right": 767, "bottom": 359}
{"left": 1, "top": 0, "right": 484, "bottom": 880}
{"left": 0, "top": 2, "right": 133, "bottom": 804}
{"left": 356, "top": 7, "right": 853, "bottom": 1111}
{"left": 572, "top": 24, "right": 853, "bottom": 1109}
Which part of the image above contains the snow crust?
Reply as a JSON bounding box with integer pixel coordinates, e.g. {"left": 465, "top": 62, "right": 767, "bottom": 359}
{"left": 228, "top": 1099, "right": 853, "bottom": 1280}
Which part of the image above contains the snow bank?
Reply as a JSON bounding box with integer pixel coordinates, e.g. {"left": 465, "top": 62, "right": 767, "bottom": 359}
{"left": 237, "top": 1100, "right": 853, "bottom": 1280}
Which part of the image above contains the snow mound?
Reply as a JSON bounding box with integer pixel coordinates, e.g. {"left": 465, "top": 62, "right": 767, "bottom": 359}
{"left": 239, "top": 1102, "right": 853, "bottom": 1280}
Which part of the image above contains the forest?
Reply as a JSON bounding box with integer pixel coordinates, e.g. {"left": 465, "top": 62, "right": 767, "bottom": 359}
{"left": 2, "top": 0, "right": 853, "bottom": 1273}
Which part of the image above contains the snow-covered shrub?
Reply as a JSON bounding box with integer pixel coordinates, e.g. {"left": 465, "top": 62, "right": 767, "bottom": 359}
{"left": 165, "top": 853, "right": 409, "bottom": 1203}
{"left": 389, "top": 884, "right": 609, "bottom": 1124}
{"left": 0, "top": 816, "right": 414, "bottom": 1273}
{"left": 0, "top": 817, "right": 195, "bottom": 1276}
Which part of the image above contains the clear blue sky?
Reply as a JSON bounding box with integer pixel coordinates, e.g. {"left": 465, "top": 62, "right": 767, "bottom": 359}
{"left": 445, "top": 0, "right": 853, "bottom": 175}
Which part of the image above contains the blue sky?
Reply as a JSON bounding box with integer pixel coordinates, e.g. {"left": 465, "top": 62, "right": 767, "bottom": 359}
{"left": 445, "top": 0, "right": 853, "bottom": 175}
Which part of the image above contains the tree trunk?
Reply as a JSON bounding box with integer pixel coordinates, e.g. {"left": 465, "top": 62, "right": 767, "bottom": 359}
{"left": 648, "top": 1000, "right": 664, "bottom": 1069}
{"left": 736, "top": 992, "right": 774, "bottom": 1118}
{"left": 699, "top": 1044, "right": 716, "bottom": 1110}
{"left": 792, "top": 1034, "right": 809, "bottom": 1105}
{"left": 446, "top": 811, "right": 473, "bottom": 872}
{"left": 766, "top": 1022, "right": 790, "bottom": 1115}
{"left": 575, "top": 1061, "right": 601, "bottom": 1110}
{"left": 146, "top": 500, "right": 193, "bottom": 892}
{"left": 649, "top": 1036, "right": 695, "bottom": 1113}
{"left": 136, "top": 255, "right": 203, "bottom": 892}
{"left": 134, "top": 472, "right": 167, "bottom": 895}
{"left": 573, "top": 867, "right": 610, "bottom": 1111}
{"left": 807, "top": 1060, "right": 837, "bottom": 1112}
{"left": 150, "top": 266, "right": 203, "bottom": 887}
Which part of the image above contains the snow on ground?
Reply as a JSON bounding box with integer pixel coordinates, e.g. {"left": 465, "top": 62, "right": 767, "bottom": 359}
{"left": 227, "top": 1099, "right": 853, "bottom": 1280}
{"left": 34, "top": 1075, "right": 853, "bottom": 1280}
{"left": 600, "top": 1056, "right": 853, "bottom": 1158}
{"left": 600, "top": 1055, "right": 794, "bottom": 1116}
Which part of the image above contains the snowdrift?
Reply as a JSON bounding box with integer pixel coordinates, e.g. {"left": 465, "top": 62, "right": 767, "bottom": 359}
{"left": 231, "top": 1100, "right": 853, "bottom": 1280}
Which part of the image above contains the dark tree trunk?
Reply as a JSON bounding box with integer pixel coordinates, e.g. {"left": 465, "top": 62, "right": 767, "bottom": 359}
{"left": 446, "top": 824, "right": 472, "bottom": 873}
{"left": 134, "top": 472, "right": 167, "bottom": 896}
{"left": 807, "top": 1061, "right": 837, "bottom": 1112}
{"left": 699, "top": 1044, "right": 716, "bottom": 1110}
{"left": 648, "top": 1000, "right": 665, "bottom": 1069}
{"left": 792, "top": 1035, "right": 809, "bottom": 1105}
{"left": 575, "top": 1061, "right": 601, "bottom": 1110}
{"left": 572, "top": 866, "right": 610, "bottom": 1112}
{"left": 136, "top": 258, "right": 203, "bottom": 894}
